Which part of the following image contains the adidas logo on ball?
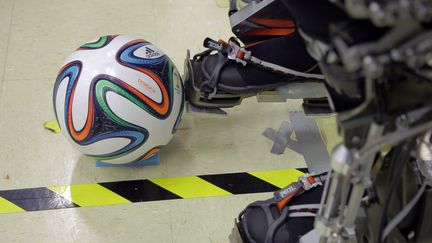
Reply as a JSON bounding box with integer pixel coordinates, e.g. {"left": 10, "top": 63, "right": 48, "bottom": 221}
{"left": 145, "top": 47, "right": 160, "bottom": 58}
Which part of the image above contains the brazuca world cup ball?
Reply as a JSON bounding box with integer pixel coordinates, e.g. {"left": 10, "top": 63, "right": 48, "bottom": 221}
{"left": 53, "top": 35, "right": 184, "bottom": 164}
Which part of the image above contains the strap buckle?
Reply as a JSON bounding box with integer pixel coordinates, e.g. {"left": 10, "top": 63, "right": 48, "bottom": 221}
{"left": 227, "top": 38, "right": 249, "bottom": 66}
{"left": 274, "top": 173, "right": 327, "bottom": 211}
{"left": 298, "top": 173, "right": 323, "bottom": 191}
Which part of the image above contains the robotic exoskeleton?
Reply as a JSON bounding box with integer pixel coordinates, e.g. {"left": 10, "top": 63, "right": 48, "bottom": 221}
{"left": 185, "top": 0, "right": 432, "bottom": 242}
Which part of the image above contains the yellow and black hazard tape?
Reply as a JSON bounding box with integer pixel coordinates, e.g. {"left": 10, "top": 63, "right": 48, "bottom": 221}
{"left": 0, "top": 168, "right": 307, "bottom": 214}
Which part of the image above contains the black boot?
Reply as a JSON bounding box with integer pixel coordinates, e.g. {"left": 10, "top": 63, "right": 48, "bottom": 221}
{"left": 231, "top": 186, "right": 323, "bottom": 243}
{"left": 184, "top": 32, "right": 324, "bottom": 109}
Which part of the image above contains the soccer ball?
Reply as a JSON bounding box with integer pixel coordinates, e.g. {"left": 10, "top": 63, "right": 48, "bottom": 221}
{"left": 53, "top": 35, "right": 184, "bottom": 164}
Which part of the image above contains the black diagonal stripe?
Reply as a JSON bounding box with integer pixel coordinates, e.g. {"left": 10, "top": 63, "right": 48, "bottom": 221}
{"left": 0, "top": 187, "right": 77, "bottom": 211}
{"left": 298, "top": 168, "right": 309, "bottom": 173}
{"left": 99, "top": 180, "right": 181, "bottom": 202}
{"left": 199, "top": 172, "right": 280, "bottom": 194}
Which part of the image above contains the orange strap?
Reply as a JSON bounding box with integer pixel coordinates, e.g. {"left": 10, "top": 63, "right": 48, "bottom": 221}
{"left": 251, "top": 18, "right": 295, "bottom": 28}
{"left": 275, "top": 175, "right": 322, "bottom": 211}
{"left": 277, "top": 189, "right": 303, "bottom": 211}
{"left": 243, "top": 40, "right": 265, "bottom": 49}
{"left": 241, "top": 28, "right": 295, "bottom": 37}
{"left": 236, "top": 50, "right": 246, "bottom": 59}
{"left": 307, "top": 176, "right": 316, "bottom": 184}
{"left": 218, "top": 39, "right": 228, "bottom": 45}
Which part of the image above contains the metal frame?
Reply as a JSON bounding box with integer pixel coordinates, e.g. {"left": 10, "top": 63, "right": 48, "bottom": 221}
{"left": 307, "top": 1, "right": 432, "bottom": 242}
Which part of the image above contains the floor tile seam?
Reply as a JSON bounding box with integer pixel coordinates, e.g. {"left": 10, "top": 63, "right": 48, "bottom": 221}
{"left": 0, "top": 0, "right": 16, "bottom": 101}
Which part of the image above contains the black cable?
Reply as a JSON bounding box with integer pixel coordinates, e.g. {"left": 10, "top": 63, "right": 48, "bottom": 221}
{"left": 377, "top": 139, "right": 414, "bottom": 243}
{"left": 400, "top": 64, "right": 432, "bottom": 85}
{"left": 374, "top": 80, "right": 386, "bottom": 125}
{"left": 378, "top": 147, "right": 404, "bottom": 243}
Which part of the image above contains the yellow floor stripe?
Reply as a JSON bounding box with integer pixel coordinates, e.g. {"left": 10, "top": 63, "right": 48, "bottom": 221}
{"left": 150, "top": 176, "right": 232, "bottom": 199}
{"left": 0, "top": 197, "right": 25, "bottom": 214}
{"left": 48, "top": 184, "right": 131, "bottom": 207}
{"left": 249, "top": 169, "right": 304, "bottom": 188}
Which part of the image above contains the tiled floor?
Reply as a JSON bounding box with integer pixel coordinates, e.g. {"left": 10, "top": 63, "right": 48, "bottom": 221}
{"left": 0, "top": 1, "right": 339, "bottom": 242}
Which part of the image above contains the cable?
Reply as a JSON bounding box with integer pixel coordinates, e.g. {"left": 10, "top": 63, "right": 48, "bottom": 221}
{"left": 377, "top": 140, "right": 414, "bottom": 243}
{"left": 359, "top": 117, "right": 432, "bottom": 159}
{"left": 381, "top": 182, "right": 427, "bottom": 241}
{"left": 400, "top": 64, "right": 432, "bottom": 86}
